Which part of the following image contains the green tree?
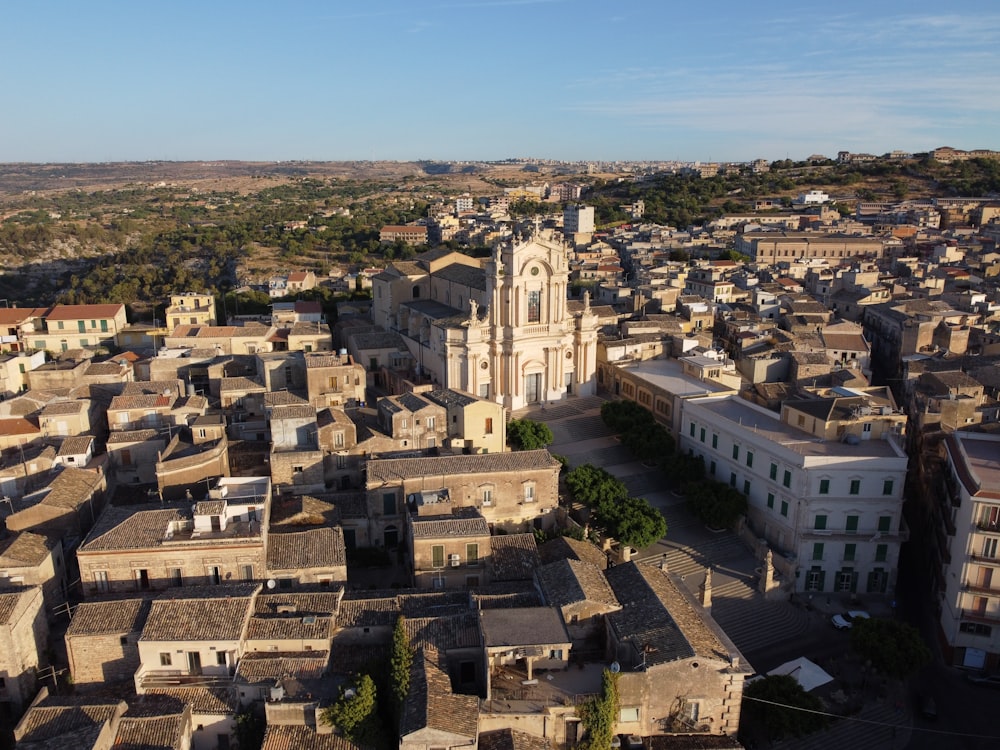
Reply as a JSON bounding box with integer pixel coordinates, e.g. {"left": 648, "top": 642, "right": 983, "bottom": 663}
{"left": 578, "top": 669, "right": 620, "bottom": 750}
{"left": 850, "top": 618, "right": 930, "bottom": 678}
{"left": 565, "top": 464, "right": 628, "bottom": 506}
{"left": 685, "top": 481, "right": 748, "bottom": 529}
{"left": 320, "top": 674, "right": 381, "bottom": 745}
{"left": 743, "top": 674, "right": 827, "bottom": 740}
{"left": 233, "top": 708, "right": 265, "bottom": 750}
{"left": 506, "top": 418, "right": 554, "bottom": 450}
{"left": 595, "top": 495, "right": 667, "bottom": 549}
{"left": 390, "top": 616, "right": 414, "bottom": 728}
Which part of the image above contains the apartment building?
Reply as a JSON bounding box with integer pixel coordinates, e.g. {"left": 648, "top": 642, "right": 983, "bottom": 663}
{"left": 165, "top": 293, "right": 216, "bottom": 330}
{"left": 940, "top": 432, "right": 1000, "bottom": 670}
{"left": 31, "top": 304, "right": 128, "bottom": 352}
{"left": 680, "top": 394, "right": 908, "bottom": 597}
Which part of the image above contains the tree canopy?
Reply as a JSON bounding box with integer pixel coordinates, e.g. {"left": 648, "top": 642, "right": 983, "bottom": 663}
{"left": 685, "top": 480, "right": 749, "bottom": 529}
{"left": 850, "top": 617, "right": 931, "bottom": 679}
{"left": 319, "top": 674, "right": 382, "bottom": 746}
{"left": 506, "top": 418, "right": 554, "bottom": 450}
{"left": 743, "top": 674, "right": 828, "bottom": 740}
{"left": 565, "top": 463, "right": 666, "bottom": 549}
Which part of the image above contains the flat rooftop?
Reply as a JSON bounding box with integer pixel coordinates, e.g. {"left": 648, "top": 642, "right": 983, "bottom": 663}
{"left": 621, "top": 358, "right": 733, "bottom": 397}
{"left": 693, "top": 396, "right": 907, "bottom": 462}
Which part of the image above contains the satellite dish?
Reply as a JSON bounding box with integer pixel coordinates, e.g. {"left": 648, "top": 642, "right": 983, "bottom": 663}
{"left": 610, "top": 662, "right": 620, "bottom": 673}
{"left": 266, "top": 579, "right": 277, "bottom": 590}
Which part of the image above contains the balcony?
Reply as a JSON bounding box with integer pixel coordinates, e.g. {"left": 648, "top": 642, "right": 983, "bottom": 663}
{"left": 970, "top": 554, "right": 1000, "bottom": 567}
{"left": 975, "top": 520, "right": 1000, "bottom": 535}
{"left": 961, "top": 609, "right": 1000, "bottom": 626}
{"left": 964, "top": 581, "right": 1000, "bottom": 596}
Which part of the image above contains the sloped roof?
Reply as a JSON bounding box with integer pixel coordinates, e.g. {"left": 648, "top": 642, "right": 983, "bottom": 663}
{"left": 489, "top": 534, "right": 540, "bottom": 581}
{"left": 67, "top": 598, "right": 151, "bottom": 637}
{"left": 267, "top": 527, "right": 346, "bottom": 571}
{"left": 368, "top": 449, "right": 559, "bottom": 483}
{"left": 141, "top": 586, "right": 257, "bottom": 642}
{"left": 536, "top": 558, "right": 620, "bottom": 609}
{"left": 400, "top": 648, "right": 479, "bottom": 740}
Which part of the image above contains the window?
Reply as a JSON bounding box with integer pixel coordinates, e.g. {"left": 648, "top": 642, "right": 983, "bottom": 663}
{"left": 878, "top": 516, "right": 891, "bottom": 533}
{"left": 960, "top": 622, "right": 993, "bottom": 637}
{"left": 883, "top": 479, "right": 894, "bottom": 496}
{"left": 383, "top": 493, "right": 396, "bottom": 515}
{"left": 767, "top": 492, "right": 774, "bottom": 509}
{"left": 711, "top": 433, "right": 718, "bottom": 449}
{"left": 743, "top": 479, "right": 751, "bottom": 495}
{"left": 709, "top": 460, "right": 716, "bottom": 476}
{"left": 846, "top": 515, "right": 858, "bottom": 534}
{"left": 782, "top": 470, "right": 792, "bottom": 488}
{"left": 94, "top": 571, "right": 109, "bottom": 593}
{"left": 875, "top": 544, "right": 888, "bottom": 562}
{"left": 769, "top": 463, "right": 777, "bottom": 480}
{"left": 844, "top": 543, "right": 856, "bottom": 561}
{"left": 217, "top": 651, "right": 229, "bottom": 666}
{"left": 732, "top": 445, "right": 740, "bottom": 460}
{"left": 812, "top": 543, "right": 824, "bottom": 560}
{"left": 849, "top": 479, "right": 860, "bottom": 495}
{"left": 482, "top": 487, "right": 493, "bottom": 506}
{"left": 485, "top": 418, "right": 493, "bottom": 435}
{"left": 619, "top": 707, "right": 640, "bottom": 723}
{"left": 336, "top": 454, "right": 347, "bottom": 469}
{"left": 242, "top": 565, "right": 254, "bottom": 581}
{"left": 746, "top": 451, "right": 754, "bottom": 468}
{"left": 524, "top": 483, "right": 535, "bottom": 503}
{"left": 814, "top": 515, "right": 827, "bottom": 530}
{"left": 689, "top": 422, "right": 696, "bottom": 437}
{"left": 819, "top": 478, "right": 830, "bottom": 495}
{"left": 837, "top": 569, "right": 855, "bottom": 592}
{"left": 466, "top": 543, "right": 479, "bottom": 565}
{"left": 292, "top": 465, "right": 304, "bottom": 474}
{"left": 77, "top": 320, "right": 86, "bottom": 333}
{"left": 729, "top": 472, "right": 736, "bottom": 488}
{"left": 983, "top": 538, "right": 998, "bottom": 559}
{"left": 527, "top": 290, "right": 541, "bottom": 323}
{"left": 780, "top": 500, "right": 788, "bottom": 517}
{"left": 432, "top": 545, "right": 445, "bottom": 568}
{"left": 160, "top": 653, "right": 172, "bottom": 666}
{"left": 207, "top": 566, "right": 221, "bottom": 585}
{"left": 334, "top": 432, "right": 345, "bottom": 448}
{"left": 805, "top": 567, "right": 824, "bottom": 592}
{"left": 699, "top": 427, "right": 705, "bottom": 443}
{"left": 549, "top": 649, "right": 564, "bottom": 660}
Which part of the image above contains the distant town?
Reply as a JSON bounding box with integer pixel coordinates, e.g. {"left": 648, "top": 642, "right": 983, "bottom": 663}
{"left": 1, "top": 145, "right": 999, "bottom": 750}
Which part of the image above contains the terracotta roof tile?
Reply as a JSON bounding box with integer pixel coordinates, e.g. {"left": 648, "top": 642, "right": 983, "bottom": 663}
{"left": 67, "top": 598, "right": 151, "bottom": 637}
{"left": 368, "top": 449, "right": 559, "bottom": 483}
{"left": 112, "top": 714, "right": 187, "bottom": 749}
{"left": 489, "top": 533, "right": 540, "bottom": 581}
{"left": 141, "top": 586, "right": 257, "bottom": 642}
{"left": 236, "top": 651, "right": 328, "bottom": 683}
{"left": 261, "top": 725, "right": 367, "bottom": 750}
{"left": 267, "top": 527, "right": 346, "bottom": 571}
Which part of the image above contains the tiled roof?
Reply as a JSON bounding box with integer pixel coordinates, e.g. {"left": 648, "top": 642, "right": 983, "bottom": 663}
{"left": 604, "top": 562, "right": 729, "bottom": 666}
{"left": 435, "top": 263, "right": 488, "bottom": 291}
{"left": 57, "top": 435, "right": 94, "bottom": 456}
{"left": 401, "top": 648, "right": 479, "bottom": 739}
{"left": 194, "top": 500, "right": 226, "bottom": 516}
{"left": 537, "top": 536, "right": 608, "bottom": 570}
{"left": 304, "top": 353, "right": 352, "bottom": 368}
{"left": 410, "top": 513, "right": 490, "bottom": 539}
{"left": 219, "top": 376, "right": 266, "bottom": 392}
{"left": 267, "top": 527, "right": 346, "bottom": 570}
{"left": 141, "top": 586, "right": 257, "bottom": 642}
{"left": 81, "top": 506, "right": 183, "bottom": 552}
{"left": 0, "top": 589, "right": 27, "bottom": 625}
{"left": 255, "top": 590, "right": 343, "bottom": 616}
{"left": 368, "top": 449, "right": 559, "bottom": 483}
{"left": 247, "top": 614, "right": 334, "bottom": 641}
{"left": 44, "top": 303, "right": 124, "bottom": 321}
{"left": 39, "top": 400, "right": 87, "bottom": 415}
{"left": 236, "top": 651, "right": 329, "bottom": 683}
{"left": 480, "top": 607, "right": 569, "bottom": 648}
{"left": 399, "top": 590, "right": 471, "bottom": 617}
{"left": 67, "top": 598, "right": 151, "bottom": 637}
{"left": 489, "top": 533, "right": 540, "bottom": 581}
{"left": 122, "top": 381, "right": 180, "bottom": 397}
{"left": 109, "top": 394, "right": 173, "bottom": 411}
{"left": 0, "top": 417, "right": 40, "bottom": 436}
{"left": 40, "top": 466, "right": 102, "bottom": 509}
{"left": 112, "top": 714, "right": 187, "bottom": 749}
{"left": 14, "top": 701, "right": 122, "bottom": 744}
{"left": 536, "top": 558, "right": 620, "bottom": 609}
{"left": 84, "top": 361, "right": 126, "bottom": 376}
{"left": 270, "top": 404, "right": 318, "bottom": 421}
{"left": 107, "top": 429, "right": 160, "bottom": 443}
{"left": 471, "top": 582, "right": 543, "bottom": 610}
{"left": 403, "top": 613, "right": 481, "bottom": 651}
{"left": 423, "top": 388, "right": 478, "bottom": 408}
{"left": 479, "top": 728, "right": 552, "bottom": 750}
{"left": 261, "top": 725, "right": 366, "bottom": 750}
{"left": 0, "top": 530, "right": 55, "bottom": 567}
{"left": 145, "top": 687, "right": 236, "bottom": 715}
{"left": 336, "top": 595, "right": 399, "bottom": 628}
{"left": 264, "top": 391, "right": 309, "bottom": 407}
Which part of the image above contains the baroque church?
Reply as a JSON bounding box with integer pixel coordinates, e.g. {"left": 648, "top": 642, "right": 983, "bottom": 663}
{"left": 371, "top": 228, "right": 600, "bottom": 411}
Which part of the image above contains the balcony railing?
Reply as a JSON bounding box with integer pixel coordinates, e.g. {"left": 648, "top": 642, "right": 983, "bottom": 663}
{"left": 964, "top": 581, "right": 1000, "bottom": 596}
{"left": 970, "top": 554, "right": 1000, "bottom": 566}
{"left": 976, "top": 520, "right": 1000, "bottom": 535}
{"left": 961, "top": 609, "right": 1000, "bottom": 625}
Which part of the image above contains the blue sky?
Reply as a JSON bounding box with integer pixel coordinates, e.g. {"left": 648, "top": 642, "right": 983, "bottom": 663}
{"left": 1, "top": 0, "right": 998, "bottom": 163}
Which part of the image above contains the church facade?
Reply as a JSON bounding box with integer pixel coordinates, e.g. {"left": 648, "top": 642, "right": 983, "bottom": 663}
{"left": 371, "top": 230, "right": 600, "bottom": 411}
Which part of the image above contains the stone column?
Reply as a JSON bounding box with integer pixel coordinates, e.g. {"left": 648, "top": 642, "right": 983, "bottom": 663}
{"left": 700, "top": 568, "right": 713, "bottom": 609}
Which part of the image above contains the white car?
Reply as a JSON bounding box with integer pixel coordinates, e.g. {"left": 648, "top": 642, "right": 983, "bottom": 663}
{"left": 831, "top": 610, "right": 870, "bottom": 630}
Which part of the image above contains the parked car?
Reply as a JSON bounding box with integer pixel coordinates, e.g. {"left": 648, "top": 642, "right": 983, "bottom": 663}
{"left": 966, "top": 672, "right": 1000, "bottom": 689}
{"left": 831, "top": 610, "right": 871, "bottom": 630}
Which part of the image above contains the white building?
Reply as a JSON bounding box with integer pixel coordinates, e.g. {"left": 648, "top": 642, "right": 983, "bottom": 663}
{"left": 794, "top": 190, "right": 831, "bottom": 205}
{"left": 679, "top": 394, "right": 908, "bottom": 596}
{"left": 371, "top": 230, "right": 600, "bottom": 411}
{"left": 941, "top": 431, "right": 1000, "bottom": 670}
{"left": 563, "top": 204, "right": 595, "bottom": 236}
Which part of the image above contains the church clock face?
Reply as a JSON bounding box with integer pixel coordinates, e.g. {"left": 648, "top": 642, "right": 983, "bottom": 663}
{"left": 530, "top": 266, "right": 539, "bottom": 276}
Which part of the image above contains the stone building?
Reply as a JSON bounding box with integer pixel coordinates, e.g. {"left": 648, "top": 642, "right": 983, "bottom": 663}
{"left": 0, "top": 586, "right": 48, "bottom": 713}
